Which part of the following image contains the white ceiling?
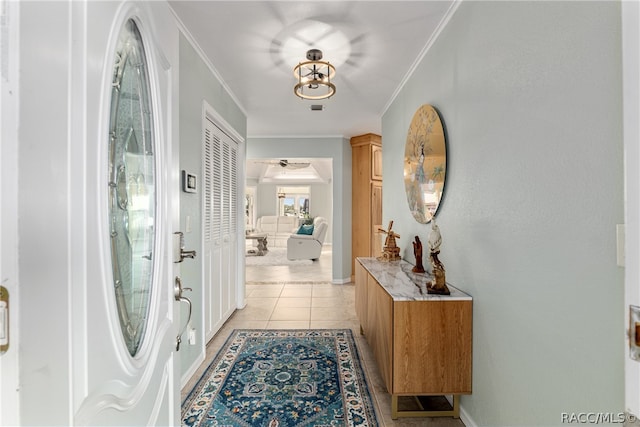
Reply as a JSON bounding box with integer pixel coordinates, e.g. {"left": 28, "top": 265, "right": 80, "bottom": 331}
{"left": 246, "top": 158, "right": 333, "bottom": 184}
{"left": 169, "top": 1, "right": 455, "bottom": 138}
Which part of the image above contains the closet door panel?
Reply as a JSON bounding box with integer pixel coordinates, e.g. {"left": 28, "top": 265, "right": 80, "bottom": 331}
{"left": 203, "top": 117, "right": 240, "bottom": 338}
{"left": 203, "top": 119, "right": 223, "bottom": 337}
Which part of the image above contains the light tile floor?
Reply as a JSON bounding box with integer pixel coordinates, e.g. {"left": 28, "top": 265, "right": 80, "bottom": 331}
{"left": 182, "top": 248, "right": 466, "bottom": 427}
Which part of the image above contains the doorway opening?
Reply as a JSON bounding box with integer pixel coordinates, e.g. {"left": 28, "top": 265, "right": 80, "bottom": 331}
{"left": 245, "top": 158, "right": 333, "bottom": 284}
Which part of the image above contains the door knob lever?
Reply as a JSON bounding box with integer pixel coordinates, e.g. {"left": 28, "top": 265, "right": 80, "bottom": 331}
{"left": 180, "top": 249, "right": 196, "bottom": 260}
{"left": 174, "top": 277, "right": 193, "bottom": 351}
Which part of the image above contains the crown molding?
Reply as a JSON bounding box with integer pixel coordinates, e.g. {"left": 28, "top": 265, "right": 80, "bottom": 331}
{"left": 247, "top": 134, "right": 346, "bottom": 140}
{"left": 381, "top": 0, "right": 463, "bottom": 116}
{"left": 169, "top": 5, "right": 248, "bottom": 117}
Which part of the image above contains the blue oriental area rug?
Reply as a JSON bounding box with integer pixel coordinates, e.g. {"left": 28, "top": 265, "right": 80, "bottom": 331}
{"left": 182, "top": 329, "right": 378, "bottom": 426}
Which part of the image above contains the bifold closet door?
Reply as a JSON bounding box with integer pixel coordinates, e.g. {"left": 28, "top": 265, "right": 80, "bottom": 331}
{"left": 203, "top": 117, "right": 238, "bottom": 342}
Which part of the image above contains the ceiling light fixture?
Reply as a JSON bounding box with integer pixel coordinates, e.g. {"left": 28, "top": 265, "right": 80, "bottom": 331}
{"left": 293, "top": 49, "right": 336, "bottom": 100}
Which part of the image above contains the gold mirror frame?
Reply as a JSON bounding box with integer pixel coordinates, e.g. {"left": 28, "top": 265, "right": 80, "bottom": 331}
{"left": 403, "top": 104, "right": 447, "bottom": 224}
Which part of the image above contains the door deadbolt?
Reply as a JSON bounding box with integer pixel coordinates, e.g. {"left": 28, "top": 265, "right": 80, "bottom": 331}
{"left": 173, "top": 231, "right": 196, "bottom": 263}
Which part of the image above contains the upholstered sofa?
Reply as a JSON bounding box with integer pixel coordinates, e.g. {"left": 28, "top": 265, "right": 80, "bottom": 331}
{"left": 287, "top": 217, "right": 328, "bottom": 261}
{"left": 254, "top": 216, "right": 299, "bottom": 247}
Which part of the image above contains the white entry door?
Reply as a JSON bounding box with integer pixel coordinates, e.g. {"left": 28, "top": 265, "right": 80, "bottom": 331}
{"left": 0, "top": 1, "right": 180, "bottom": 425}
{"left": 72, "top": 2, "right": 180, "bottom": 425}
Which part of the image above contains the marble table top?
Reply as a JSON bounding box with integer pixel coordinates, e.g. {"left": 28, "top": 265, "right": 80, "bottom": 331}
{"left": 245, "top": 233, "right": 267, "bottom": 239}
{"left": 357, "top": 257, "right": 472, "bottom": 301}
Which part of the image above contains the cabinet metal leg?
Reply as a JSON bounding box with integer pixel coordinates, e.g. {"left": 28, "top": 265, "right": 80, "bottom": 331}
{"left": 391, "top": 395, "right": 398, "bottom": 420}
{"left": 391, "top": 394, "right": 460, "bottom": 419}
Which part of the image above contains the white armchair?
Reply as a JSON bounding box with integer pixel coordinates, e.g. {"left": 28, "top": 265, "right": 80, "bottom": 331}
{"left": 287, "top": 217, "right": 328, "bottom": 261}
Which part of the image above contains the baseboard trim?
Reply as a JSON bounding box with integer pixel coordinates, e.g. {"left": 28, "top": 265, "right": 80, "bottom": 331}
{"left": 332, "top": 277, "right": 352, "bottom": 285}
{"left": 443, "top": 395, "right": 477, "bottom": 427}
{"left": 460, "top": 400, "right": 477, "bottom": 427}
{"left": 181, "top": 350, "right": 206, "bottom": 390}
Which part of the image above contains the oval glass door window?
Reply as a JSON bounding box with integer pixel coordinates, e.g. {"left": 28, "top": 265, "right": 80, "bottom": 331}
{"left": 108, "top": 19, "right": 156, "bottom": 357}
{"left": 403, "top": 104, "right": 447, "bottom": 224}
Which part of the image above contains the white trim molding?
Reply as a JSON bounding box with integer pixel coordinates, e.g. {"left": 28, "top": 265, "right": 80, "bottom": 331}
{"left": 623, "top": 0, "right": 640, "bottom": 419}
{"left": 170, "top": 6, "right": 248, "bottom": 118}
{"left": 382, "top": 0, "right": 462, "bottom": 116}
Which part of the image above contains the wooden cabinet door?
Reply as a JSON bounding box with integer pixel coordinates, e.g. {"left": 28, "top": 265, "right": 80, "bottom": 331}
{"left": 371, "top": 145, "right": 383, "bottom": 180}
{"left": 367, "top": 278, "right": 394, "bottom": 393}
{"left": 370, "top": 182, "right": 382, "bottom": 256}
{"left": 354, "top": 260, "right": 368, "bottom": 333}
{"left": 393, "top": 300, "right": 473, "bottom": 394}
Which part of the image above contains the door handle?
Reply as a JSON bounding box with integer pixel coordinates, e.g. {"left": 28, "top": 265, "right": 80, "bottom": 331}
{"left": 174, "top": 276, "right": 192, "bottom": 351}
{"left": 0, "top": 286, "right": 8, "bottom": 354}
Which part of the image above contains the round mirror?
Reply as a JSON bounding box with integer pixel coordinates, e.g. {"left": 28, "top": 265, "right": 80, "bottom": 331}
{"left": 108, "top": 19, "right": 156, "bottom": 357}
{"left": 403, "top": 104, "right": 446, "bottom": 223}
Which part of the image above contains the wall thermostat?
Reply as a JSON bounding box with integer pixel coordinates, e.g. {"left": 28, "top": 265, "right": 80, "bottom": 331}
{"left": 182, "top": 170, "right": 197, "bottom": 193}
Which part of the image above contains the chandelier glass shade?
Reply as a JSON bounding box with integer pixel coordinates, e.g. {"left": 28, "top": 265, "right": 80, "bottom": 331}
{"left": 293, "top": 49, "right": 336, "bottom": 100}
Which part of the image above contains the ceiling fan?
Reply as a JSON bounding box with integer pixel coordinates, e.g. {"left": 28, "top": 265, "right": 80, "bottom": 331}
{"left": 256, "top": 159, "right": 311, "bottom": 170}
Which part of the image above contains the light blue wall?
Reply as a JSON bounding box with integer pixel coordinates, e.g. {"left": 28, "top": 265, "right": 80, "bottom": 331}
{"left": 310, "top": 183, "right": 333, "bottom": 244}
{"left": 248, "top": 137, "right": 351, "bottom": 282}
{"left": 383, "top": 2, "right": 623, "bottom": 426}
{"left": 255, "top": 183, "right": 279, "bottom": 218}
{"left": 178, "top": 33, "right": 247, "bottom": 380}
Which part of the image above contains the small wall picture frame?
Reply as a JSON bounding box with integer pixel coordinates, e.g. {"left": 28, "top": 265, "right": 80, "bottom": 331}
{"left": 182, "top": 170, "right": 197, "bottom": 193}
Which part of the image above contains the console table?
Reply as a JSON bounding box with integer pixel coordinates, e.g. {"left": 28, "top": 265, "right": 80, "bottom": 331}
{"left": 245, "top": 233, "right": 268, "bottom": 256}
{"left": 355, "top": 257, "right": 472, "bottom": 419}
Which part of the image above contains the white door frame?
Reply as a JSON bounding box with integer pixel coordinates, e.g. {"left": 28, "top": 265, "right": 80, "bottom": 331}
{"left": 0, "top": 0, "right": 20, "bottom": 424}
{"left": 623, "top": 0, "right": 640, "bottom": 419}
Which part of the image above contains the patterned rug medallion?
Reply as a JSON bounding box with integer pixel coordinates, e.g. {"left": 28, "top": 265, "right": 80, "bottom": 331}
{"left": 182, "top": 329, "right": 378, "bottom": 426}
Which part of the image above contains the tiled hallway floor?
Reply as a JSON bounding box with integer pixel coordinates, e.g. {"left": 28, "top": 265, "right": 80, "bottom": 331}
{"left": 182, "top": 248, "right": 466, "bottom": 426}
{"left": 244, "top": 245, "right": 333, "bottom": 284}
